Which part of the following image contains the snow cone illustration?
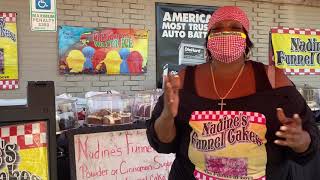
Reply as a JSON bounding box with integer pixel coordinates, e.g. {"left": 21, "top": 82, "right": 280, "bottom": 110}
{"left": 127, "top": 51, "right": 143, "bottom": 74}
{"left": 66, "top": 50, "right": 85, "bottom": 73}
{"left": 92, "top": 49, "right": 107, "bottom": 70}
{"left": 82, "top": 46, "right": 95, "bottom": 72}
{"left": 104, "top": 50, "right": 122, "bottom": 75}
{"left": 119, "top": 48, "right": 130, "bottom": 74}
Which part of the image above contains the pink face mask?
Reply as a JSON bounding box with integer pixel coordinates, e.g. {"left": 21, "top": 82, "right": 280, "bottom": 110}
{"left": 207, "top": 32, "right": 246, "bottom": 63}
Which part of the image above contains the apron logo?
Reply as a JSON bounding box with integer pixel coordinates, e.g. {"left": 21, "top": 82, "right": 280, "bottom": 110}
{"left": 191, "top": 114, "right": 263, "bottom": 152}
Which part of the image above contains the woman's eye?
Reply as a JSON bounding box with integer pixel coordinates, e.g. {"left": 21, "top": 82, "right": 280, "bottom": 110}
{"left": 232, "top": 27, "right": 242, "bottom": 31}
{"left": 211, "top": 28, "right": 222, "bottom": 33}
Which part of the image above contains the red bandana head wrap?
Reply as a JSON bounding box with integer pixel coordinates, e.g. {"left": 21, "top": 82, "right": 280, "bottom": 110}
{"left": 208, "top": 6, "right": 250, "bottom": 32}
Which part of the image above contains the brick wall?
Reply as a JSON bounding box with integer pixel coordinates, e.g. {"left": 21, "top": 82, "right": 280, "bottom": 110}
{"left": 0, "top": 0, "right": 320, "bottom": 98}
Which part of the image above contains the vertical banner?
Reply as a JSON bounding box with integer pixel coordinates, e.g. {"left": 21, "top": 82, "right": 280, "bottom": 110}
{"left": 30, "top": 0, "right": 57, "bottom": 32}
{"left": 0, "top": 121, "right": 49, "bottom": 179}
{"left": 0, "top": 12, "right": 19, "bottom": 90}
{"left": 156, "top": 3, "right": 216, "bottom": 87}
{"left": 270, "top": 27, "right": 320, "bottom": 75}
{"left": 58, "top": 26, "right": 149, "bottom": 75}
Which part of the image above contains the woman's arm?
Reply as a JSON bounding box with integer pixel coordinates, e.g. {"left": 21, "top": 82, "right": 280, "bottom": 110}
{"left": 146, "top": 69, "right": 186, "bottom": 153}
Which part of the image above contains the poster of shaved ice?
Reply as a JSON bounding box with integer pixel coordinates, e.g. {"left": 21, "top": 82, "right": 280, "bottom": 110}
{"left": 58, "top": 26, "right": 149, "bottom": 75}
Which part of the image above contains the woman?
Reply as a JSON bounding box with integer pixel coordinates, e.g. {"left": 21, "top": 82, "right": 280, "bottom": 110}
{"left": 146, "top": 6, "right": 320, "bottom": 180}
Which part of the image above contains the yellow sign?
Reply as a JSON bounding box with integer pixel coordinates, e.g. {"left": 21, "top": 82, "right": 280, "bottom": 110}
{"left": 271, "top": 27, "right": 320, "bottom": 74}
{"left": 0, "top": 121, "right": 48, "bottom": 179}
{"left": 0, "top": 12, "right": 19, "bottom": 89}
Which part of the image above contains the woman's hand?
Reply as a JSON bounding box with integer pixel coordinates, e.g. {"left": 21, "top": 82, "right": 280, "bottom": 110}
{"left": 161, "top": 74, "right": 181, "bottom": 119}
{"left": 274, "top": 108, "right": 311, "bottom": 153}
{"left": 154, "top": 74, "right": 181, "bottom": 143}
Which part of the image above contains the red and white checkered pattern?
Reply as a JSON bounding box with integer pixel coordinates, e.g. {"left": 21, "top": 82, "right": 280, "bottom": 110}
{"left": 0, "top": 12, "right": 17, "bottom": 23}
{"left": 271, "top": 27, "right": 320, "bottom": 75}
{"left": 0, "top": 121, "right": 47, "bottom": 150}
{"left": 208, "top": 6, "right": 250, "bottom": 32}
{"left": 208, "top": 33, "right": 246, "bottom": 63}
{"left": 0, "top": 80, "right": 19, "bottom": 90}
{"left": 285, "top": 68, "right": 320, "bottom": 75}
{"left": 271, "top": 27, "right": 320, "bottom": 35}
{"left": 194, "top": 170, "right": 266, "bottom": 180}
{"left": 190, "top": 111, "right": 266, "bottom": 125}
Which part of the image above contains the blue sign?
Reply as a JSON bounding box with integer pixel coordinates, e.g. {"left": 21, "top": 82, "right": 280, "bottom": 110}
{"left": 35, "top": 0, "right": 51, "bottom": 10}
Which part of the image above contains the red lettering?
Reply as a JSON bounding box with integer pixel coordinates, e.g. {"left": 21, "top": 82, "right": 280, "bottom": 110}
{"left": 79, "top": 164, "right": 88, "bottom": 179}
{"left": 120, "top": 160, "right": 127, "bottom": 174}
{"left": 93, "top": 140, "right": 100, "bottom": 159}
{"left": 111, "top": 169, "right": 118, "bottom": 176}
{"left": 93, "top": 32, "right": 99, "bottom": 41}
{"left": 77, "top": 136, "right": 88, "bottom": 162}
{"left": 153, "top": 155, "right": 161, "bottom": 169}
{"left": 153, "top": 155, "right": 173, "bottom": 171}
{"left": 79, "top": 164, "right": 109, "bottom": 179}
{"left": 125, "top": 131, "right": 133, "bottom": 155}
{"left": 126, "top": 131, "right": 155, "bottom": 155}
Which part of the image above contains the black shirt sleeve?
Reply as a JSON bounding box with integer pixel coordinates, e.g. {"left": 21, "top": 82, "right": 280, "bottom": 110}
{"left": 146, "top": 94, "right": 178, "bottom": 154}
{"left": 285, "top": 88, "right": 320, "bottom": 165}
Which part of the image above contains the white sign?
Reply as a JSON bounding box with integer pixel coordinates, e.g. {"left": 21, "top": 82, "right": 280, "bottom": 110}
{"left": 74, "top": 129, "right": 175, "bottom": 180}
{"left": 30, "top": 0, "right": 57, "bottom": 32}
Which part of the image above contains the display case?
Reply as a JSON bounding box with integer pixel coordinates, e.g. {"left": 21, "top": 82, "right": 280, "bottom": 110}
{"left": 56, "top": 97, "right": 78, "bottom": 131}
{"left": 298, "top": 86, "right": 320, "bottom": 111}
{"left": 133, "top": 90, "right": 163, "bottom": 121}
{"left": 85, "top": 93, "right": 133, "bottom": 126}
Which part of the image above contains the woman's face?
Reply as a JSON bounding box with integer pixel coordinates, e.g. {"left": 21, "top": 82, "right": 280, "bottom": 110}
{"left": 206, "top": 20, "right": 249, "bottom": 62}
{"left": 209, "top": 20, "right": 244, "bottom": 34}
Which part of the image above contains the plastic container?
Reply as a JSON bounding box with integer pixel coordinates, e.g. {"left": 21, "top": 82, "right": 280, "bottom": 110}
{"left": 297, "top": 86, "right": 320, "bottom": 111}
{"left": 132, "top": 92, "right": 156, "bottom": 121}
{"left": 304, "top": 88, "right": 320, "bottom": 111}
{"left": 153, "top": 89, "right": 163, "bottom": 102}
{"left": 85, "top": 93, "right": 133, "bottom": 126}
{"left": 56, "top": 98, "right": 78, "bottom": 131}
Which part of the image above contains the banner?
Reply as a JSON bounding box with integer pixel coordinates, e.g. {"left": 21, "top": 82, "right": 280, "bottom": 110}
{"left": 156, "top": 3, "right": 216, "bottom": 87}
{"left": 30, "top": 0, "right": 57, "bottom": 32}
{"left": 0, "top": 12, "right": 19, "bottom": 90}
{"left": 58, "top": 26, "right": 149, "bottom": 75}
{"left": 270, "top": 27, "right": 320, "bottom": 75}
{"left": 0, "top": 121, "right": 48, "bottom": 179}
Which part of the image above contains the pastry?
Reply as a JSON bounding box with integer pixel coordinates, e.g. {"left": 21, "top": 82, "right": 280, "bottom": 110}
{"left": 112, "top": 112, "right": 122, "bottom": 124}
{"left": 86, "top": 115, "right": 103, "bottom": 125}
{"left": 97, "top": 109, "right": 111, "bottom": 117}
{"left": 120, "top": 112, "right": 131, "bottom": 123}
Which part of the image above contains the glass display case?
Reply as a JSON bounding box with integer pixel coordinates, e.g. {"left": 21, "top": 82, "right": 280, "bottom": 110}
{"left": 56, "top": 98, "right": 78, "bottom": 131}
{"left": 132, "top": 89, "right": 163, "bottom": 121}
{"left": 85, "top": 93, "right": 133, "bottom": 126}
